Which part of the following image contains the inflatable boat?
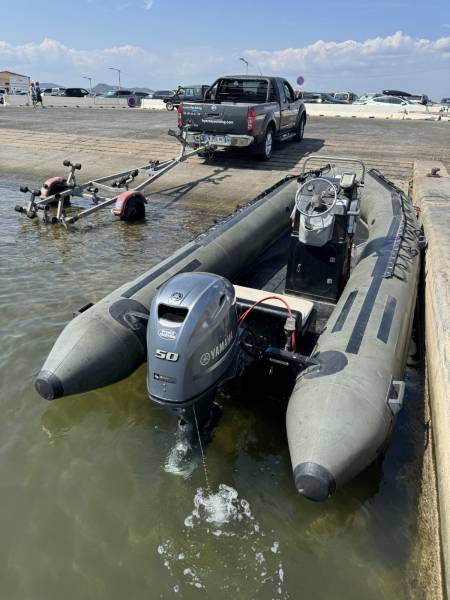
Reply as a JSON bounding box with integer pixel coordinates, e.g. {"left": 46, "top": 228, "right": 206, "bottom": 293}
{"left": 35, "top": 157, "right": 421, "bottom": 501}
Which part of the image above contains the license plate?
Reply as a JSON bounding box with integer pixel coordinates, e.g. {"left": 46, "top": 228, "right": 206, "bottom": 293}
{"left": 198, "top": 134, "right": 230, "bottom": 146}
{"left": 213, "top": 135, "right": 229, "bottom": 145}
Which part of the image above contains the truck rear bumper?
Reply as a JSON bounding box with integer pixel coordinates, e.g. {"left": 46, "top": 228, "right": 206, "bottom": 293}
{"left": 182, "top": 131, "right": 254, "bottom": 148}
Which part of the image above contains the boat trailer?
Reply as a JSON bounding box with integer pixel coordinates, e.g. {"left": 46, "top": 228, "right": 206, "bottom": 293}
{"left": 14, "top": 129, "right": 213, "bottom": 227}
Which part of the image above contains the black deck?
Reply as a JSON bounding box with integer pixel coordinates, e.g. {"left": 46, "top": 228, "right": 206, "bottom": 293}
{"left": 233, "top": 231, "right": 291, "bottom": 293}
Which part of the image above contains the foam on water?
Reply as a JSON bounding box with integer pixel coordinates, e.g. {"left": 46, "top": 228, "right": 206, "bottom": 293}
{"left": 157, "top": 484, "right": 288, "bottom": 598}
{"left": 190, "top": 483, "right": 240, "bottom": 525}
{"left": 163, "top": 438, "right": 199, "bottom": 479}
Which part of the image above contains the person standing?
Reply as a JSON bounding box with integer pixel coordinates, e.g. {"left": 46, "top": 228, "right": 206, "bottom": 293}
{"left": 35, "top": 81, "right": 44, "bottom": 108}
{"left": 30, "top": 81, "right": 37, "bottom": 108}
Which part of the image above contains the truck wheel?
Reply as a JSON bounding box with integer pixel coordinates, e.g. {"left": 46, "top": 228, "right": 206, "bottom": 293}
{"left": 294, "top": 114, "right": 306, "bottom": 142}
{"left": 122, "top": 197, "right": 145, "bottom": 221}
{"left": 166, "top": 101, "right": 174, "bottom": 111}
{"left": 255, "top": 126, "right": 274, "bottom": 161}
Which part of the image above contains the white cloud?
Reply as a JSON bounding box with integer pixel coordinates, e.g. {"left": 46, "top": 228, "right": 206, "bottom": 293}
{"left": 243, "top": 31, "right": 450, "bottom": 96}
{"left": 0, "top": 32, "right": 449, "bottom": 96}
{"left": 143, "top": 0, "right": 154, "bottom": 8}
{"left": 243, "top": 31, "right": 450, "bottom": 71}
{"left": 0, "top": 38, "right": 224, "bottom": 88}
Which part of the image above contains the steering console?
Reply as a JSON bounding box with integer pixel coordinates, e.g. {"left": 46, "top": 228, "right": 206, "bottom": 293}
{"left": 295, "top": 178, "right": 338, "bottom": 218}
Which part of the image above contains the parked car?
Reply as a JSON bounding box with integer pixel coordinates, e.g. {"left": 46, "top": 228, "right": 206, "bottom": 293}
{"left": 134, "top": 91, "right": 150, "bottom": 99}
{"left": 298, "top": 92, "right": 348, "bottom": 104}
{"left": 364, "top": 96, "right": 413, "bottom": 106}
{"left": 332, "top": 92, "right": 359, "bottom": 103}
{"left": 63, "top": 88, "right": 90, "bottom": 97}
{"left": 354, "top": 93, "right": 381, "bottom": 104}
{"left": 105, "top": 89, "right": 135, "bottom": 98}
{"left": 382, "top": 89, "right": 430, "bottom": 105}
{"left": 179, "top": 75, "right": 307, "bottom": 161}
{"left": 150, "top": 89, "right": 175, "bottom": 100}
{"left": 362, "top": 95, "right": 407, "bottom": 105}
{"left": 41, "top": 87, "right": 66, "bottom": 96}
{"left": 441, "top": 98, "right": 450, "bottom": 107}
{"left": 408, "top": 94, "right": 430, "bottom": 106}
{"left": 164, "top": 85, "right": 210, "bottom": 111}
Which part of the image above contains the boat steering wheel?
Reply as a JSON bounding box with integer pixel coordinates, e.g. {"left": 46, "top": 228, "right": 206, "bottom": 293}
{"left": 295, "top": 178, "right": 338, "bottom": 218}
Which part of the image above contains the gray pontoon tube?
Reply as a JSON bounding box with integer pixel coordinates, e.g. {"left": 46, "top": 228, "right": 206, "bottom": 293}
{"left": 286, "top": 170, "right": 421, "bottom": 501}
{"left": 35, "top": 177, "right": 296, "bottom": 400}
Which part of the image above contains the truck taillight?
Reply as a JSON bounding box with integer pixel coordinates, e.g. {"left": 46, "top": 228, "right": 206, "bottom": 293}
{"left": 247, "top": 108, "right": 255, "bottom": 131}
{"left": 177, "top": 104, "right": 183, "bottom": 127}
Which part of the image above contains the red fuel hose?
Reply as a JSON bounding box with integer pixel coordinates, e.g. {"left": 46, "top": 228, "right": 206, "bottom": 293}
{"left": 238, "top": 295, "right": 296, "bottom": 350}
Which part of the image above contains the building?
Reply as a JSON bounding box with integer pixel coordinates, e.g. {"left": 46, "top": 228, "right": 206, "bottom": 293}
{"left": 0, "top": 70, "right": 30, "bottom": 93}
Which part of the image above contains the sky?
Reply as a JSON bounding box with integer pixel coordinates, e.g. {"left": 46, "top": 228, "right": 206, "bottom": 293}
{"left": 0, "top": 0, "right": 449, "bottom": 97}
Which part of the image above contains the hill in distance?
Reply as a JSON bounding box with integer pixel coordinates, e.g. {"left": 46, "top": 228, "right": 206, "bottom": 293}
{"left": 93, "top": 83, "right": 154, "bottom": 94}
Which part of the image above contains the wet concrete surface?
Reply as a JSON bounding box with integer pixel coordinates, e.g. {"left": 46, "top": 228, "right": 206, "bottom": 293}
{"left": 1, "top": 106, "right": 450, "bottom": 168}
{"left": 3, "top": 106, "right": 449, "bottom": 226}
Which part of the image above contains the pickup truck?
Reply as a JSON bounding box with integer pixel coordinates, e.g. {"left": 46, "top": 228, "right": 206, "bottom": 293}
{"left": 165, "top": 85, "right": 210, "bottom": 111}
{"left": 178, "top": 75, "right": 307, "bottom": 160}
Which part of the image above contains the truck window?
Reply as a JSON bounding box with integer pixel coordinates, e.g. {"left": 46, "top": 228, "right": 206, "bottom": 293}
{"left": 214, "top": 79, "right": 269, "bottom": 103}
{"left": 268, "top": 83, "right": 277, "bottom": 102}
{"left": 283, "top": 81, "right": 295, "bottom": 103}
{"left": 205, "top": 82, "right": 218, "bottom": 101}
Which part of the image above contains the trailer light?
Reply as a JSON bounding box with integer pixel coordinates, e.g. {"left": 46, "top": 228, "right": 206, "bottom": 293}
{"left": 177, "top": 104, "right": 183, "bottom": 128}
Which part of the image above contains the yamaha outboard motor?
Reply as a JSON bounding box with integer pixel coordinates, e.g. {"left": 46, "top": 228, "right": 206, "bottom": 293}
{"left": 147, "top": 272, "right": 239, "bottom": 428}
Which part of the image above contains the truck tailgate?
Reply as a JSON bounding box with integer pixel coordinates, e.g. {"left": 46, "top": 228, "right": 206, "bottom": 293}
{"left": 182, "top": 102, "right": 250, "bottom": 134}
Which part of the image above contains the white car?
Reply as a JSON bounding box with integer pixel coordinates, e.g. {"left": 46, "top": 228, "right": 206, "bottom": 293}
{"left": 363, "top": 96, "right": 432, "bottom": 112}
{"left": 365, "top": 95, "right": 409, "bottom": 105}
{"left": 42, "top": 87, "right": 66, "bottom": 96}
{"left": 353, "top": 93, "right": 381, "bottom": 104}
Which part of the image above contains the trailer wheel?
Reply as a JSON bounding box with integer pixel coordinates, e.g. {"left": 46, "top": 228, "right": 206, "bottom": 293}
{"left": 166, "top": 101, "right": 174, "bottom": 111}
{"left": 294, "top": 114, "right": 306, "bottom": 142}
{"left": 122, "top": 196, "right": 146, "bottom": 221}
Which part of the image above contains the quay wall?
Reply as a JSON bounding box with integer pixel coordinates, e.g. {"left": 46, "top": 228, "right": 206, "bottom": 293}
{"left": 414, "top": 161, "right": 450, "bottom": 599}
{"left": 3, "top": 95, "right": 130, "bottom": 108}
{"left": 3, "top": 95, "right": 449, "bottom": 121}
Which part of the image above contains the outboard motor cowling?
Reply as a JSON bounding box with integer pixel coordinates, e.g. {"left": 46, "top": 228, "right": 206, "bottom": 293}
{"left": 147, "top": 272, "right": 239, "bottom": 423}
